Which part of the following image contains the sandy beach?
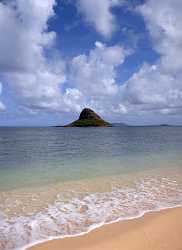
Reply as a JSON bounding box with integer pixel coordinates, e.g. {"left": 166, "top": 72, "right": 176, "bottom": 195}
{"left": 28, "top": 207, "right": 182, "bottom": 250}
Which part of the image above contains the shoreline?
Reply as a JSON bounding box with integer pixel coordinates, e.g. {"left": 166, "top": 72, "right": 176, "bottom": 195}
{"left": 27, "top": 205, "right": 182, "bottom": 250}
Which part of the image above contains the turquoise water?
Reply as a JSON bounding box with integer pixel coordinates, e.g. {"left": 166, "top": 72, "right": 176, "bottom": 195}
{"left": 0, "top": 127, "right": 182, "bottom": 190}
{"left": 0, "top": 127, "right": 182, "bottom": 249}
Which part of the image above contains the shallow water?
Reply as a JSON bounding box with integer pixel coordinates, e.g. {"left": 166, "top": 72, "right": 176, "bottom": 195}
{"left": 0, "top": 126, "right": 182, "bottom": 249}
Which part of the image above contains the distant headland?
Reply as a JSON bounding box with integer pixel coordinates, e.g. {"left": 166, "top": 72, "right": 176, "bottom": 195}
{"left": 59, "top": 108, "right": 112, "bottom": 127}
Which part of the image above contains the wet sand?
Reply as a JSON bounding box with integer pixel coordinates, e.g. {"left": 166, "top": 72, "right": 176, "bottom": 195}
{"left": 28, "top": 206, "right": 182, "bottom": 250}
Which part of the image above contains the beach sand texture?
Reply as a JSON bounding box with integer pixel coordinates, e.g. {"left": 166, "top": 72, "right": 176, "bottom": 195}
{"left": 28, "top": 207, "right": 182, "bottom": 250}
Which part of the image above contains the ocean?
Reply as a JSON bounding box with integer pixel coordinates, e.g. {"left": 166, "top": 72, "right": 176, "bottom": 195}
{"left": 0, "top": 126, "right": 182, "bottom": 250}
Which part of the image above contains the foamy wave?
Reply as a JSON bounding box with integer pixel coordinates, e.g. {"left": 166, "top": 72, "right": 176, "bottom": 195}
{"left": 1, "top": 176, "right": 182, "bottom": 250}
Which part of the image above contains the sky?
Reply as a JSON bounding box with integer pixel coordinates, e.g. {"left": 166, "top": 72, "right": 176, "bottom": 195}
{"left": 0, "top": 0, "right": 182, "bottom": 126}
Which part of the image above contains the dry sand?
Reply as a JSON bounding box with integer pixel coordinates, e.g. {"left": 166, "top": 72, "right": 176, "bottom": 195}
{"left": 28, "top": 207, "right": 182, "bottom": 250}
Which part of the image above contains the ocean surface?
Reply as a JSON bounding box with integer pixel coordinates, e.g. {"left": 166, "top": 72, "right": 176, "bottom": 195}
{"left": 0, "top": 126, "right": 182, "bottom": 250}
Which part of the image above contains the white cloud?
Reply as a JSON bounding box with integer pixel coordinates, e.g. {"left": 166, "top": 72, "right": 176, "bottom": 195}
{"left": 120, "top": 64, "right": 182, "bottom": 114}
{"left": 117, "top": 0, "right": 182, "bottom": 115}
{"left": 62, "top": 88, "right": 83, "bottom": 112}
{"left": 0, "top": 82, "right": 5, "bottom": 111}
{"left": 74, "top": 0, "right": 182, "bottom": 118}
{"left": 0, "top": 0, "right": 181, "bottom": 121}
{"left": 0, "top": 0, "right": 83, "bottom": 113}
{"left": 69, "top": 41, "right": 131, "bottom": 115}
{"left": 70, "top": 41, "right": 127, "bottom": 100}
{"left": 0, "top": 0, "right": 128, "bottom": 116}
{"left": 0, "top": 0, "right": 56, "bottom": 73}
{"left": 139, "top": 0, "right": 182, "bottom": 74}
{"left": 77, "top": 0, "right": 123, "bottom": 37}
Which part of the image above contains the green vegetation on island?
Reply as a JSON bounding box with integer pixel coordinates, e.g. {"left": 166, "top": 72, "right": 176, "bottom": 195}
{"left": 63, "top": 108, "right": 112, "bottom": 127}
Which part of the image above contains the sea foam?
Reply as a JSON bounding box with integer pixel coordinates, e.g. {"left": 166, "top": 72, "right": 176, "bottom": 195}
{"left": 0, "top": 176, "right": 182, "bottom": 250}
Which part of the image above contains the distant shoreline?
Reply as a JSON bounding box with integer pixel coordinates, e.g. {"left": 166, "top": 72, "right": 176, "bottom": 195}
{"left": 0, "top": 124, "right": 182, "bottom": 128}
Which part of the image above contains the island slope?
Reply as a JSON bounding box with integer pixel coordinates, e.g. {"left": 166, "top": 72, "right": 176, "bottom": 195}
{"left": 63, "top": 108, "right": 112, "bottom": 127}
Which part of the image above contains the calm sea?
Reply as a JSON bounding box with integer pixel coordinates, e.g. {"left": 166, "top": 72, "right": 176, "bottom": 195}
{"left": 0, "top": 126, "right": 182, "bottom": 249}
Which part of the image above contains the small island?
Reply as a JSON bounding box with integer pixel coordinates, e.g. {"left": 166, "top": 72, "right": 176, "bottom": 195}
{"left": 63, "top": 108, "right": 112, "bottom": 127}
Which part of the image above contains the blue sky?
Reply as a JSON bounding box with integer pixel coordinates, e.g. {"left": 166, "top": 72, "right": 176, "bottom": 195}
{"left": 0, "top": 0, "right": 182, "bottom": 126}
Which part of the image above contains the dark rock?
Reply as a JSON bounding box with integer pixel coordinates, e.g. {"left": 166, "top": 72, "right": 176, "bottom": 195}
{"left": 79, "top": 108, "right": 102, "bottom": 120}
{"left": 64, "top": 108, "right": 112, "bottom": 127}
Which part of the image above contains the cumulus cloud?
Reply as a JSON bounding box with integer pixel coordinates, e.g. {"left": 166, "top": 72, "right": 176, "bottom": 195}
{"left": 0, "top": 0, "right": 83, "bottom": 113}
{"left": 118, "top": 0, "right": 182, "bottom": 115}
{"left": 139, "top": 0, "right": 182, "bottom": 74}
{"left": 76, "top": 0, "right": 123, "bottom": 37}
{"left": 0, "top": 0, "right": 181, "bottom": 121}
{"left": 0, "top": 82, "right": 5, "bottom": 111}
{"left": 0, "top": 0, "right": 56, "bottom": 73}
{"left": 120, "top": 64, "right": 182, "bottom": 114}
{"left": 70, "top": 41, "right": 128, "bottom": 111}
{"left": 74, "top": 0, "right": 182, "bottom": 117}
{"left": 0, "top": 0, "right": 127, "bottom": 115}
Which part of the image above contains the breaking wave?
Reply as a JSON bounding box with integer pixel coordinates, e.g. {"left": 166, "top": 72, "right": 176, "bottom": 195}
{"left": 0, "top": 176, "right": 182, "bottom": 250}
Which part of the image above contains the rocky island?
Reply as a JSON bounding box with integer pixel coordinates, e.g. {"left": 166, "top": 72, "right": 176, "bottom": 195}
{"left": 63, "top": 108, "right": 112, "bottom": 127}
